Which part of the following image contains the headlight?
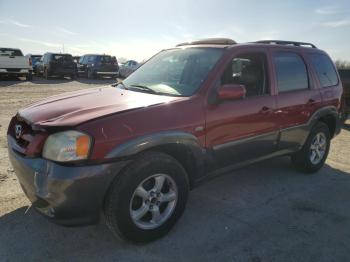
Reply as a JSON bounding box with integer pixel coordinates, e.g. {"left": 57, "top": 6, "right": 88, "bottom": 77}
{"left": 43, "top": 131, "right": 92, "bottom": 162}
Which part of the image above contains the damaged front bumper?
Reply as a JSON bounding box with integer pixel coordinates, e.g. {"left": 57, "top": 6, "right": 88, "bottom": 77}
{"left": 8, "top": 138, "right": 129, "bottom": 226}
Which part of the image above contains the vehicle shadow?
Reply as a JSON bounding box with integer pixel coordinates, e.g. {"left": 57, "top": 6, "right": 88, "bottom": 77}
{"left": 1, "top": 157, "right": 350, "bottom": 261}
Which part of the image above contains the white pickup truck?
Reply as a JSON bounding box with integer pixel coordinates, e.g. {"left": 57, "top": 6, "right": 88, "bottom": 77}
{"left": 0, "top": 48, "right": 33, "bottom": 80}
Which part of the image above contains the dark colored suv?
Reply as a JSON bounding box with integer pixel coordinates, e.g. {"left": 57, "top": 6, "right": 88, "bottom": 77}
{"left": 7, "top": 38, "right": 343, "bottom": 243}
{"left": 77, "top": 54, "right": 119, "bottom": 79}
{"left": 37, "top": 53, "right": 77, "bottom": 79}
{"left": 338, "top": 69, "right": 350, "bottom": 122}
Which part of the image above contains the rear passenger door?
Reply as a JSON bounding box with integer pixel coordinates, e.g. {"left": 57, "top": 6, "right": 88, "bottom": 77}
{"left": 272, "top": 50, "right": 322, "bottom": 150}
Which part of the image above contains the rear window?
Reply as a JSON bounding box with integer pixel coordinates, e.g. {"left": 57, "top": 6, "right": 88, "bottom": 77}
{"left": 0, "top": 48, "right": 23, "bottom": 56}
{"left": 274, "top": 52, "right": 309, "bottom": 92}
{"left": 31, "top": 56, "right": 42, "bottom": 63}
{"left": 309, "top": 53, "right": 338, "bottom": 87}
{"left": 52, "top": 54, "right": 73, "bottom": 62}
{"left": 98, "top": 56, "right": 115, "bottom": 64}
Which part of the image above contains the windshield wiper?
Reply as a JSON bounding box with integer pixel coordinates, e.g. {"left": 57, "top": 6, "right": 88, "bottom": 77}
{"left": 128, "top": 84, "right": 157, "bottom": 94}
{"left": 112, "top": 81, "right": 128, "bottom": 90}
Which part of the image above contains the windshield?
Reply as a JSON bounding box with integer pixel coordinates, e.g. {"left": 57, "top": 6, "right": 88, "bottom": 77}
{"left": 0, "top": 48, "right": 23, "bottom": 56}
{"left": 122, "top": 48, "right": 223, "bottom": 96}
{"left": 31, "top": 56, "right": 42, "bottom": 63}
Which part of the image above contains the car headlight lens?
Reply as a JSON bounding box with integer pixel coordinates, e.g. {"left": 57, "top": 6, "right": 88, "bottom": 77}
{"left": 43, "top": 131, "right": 92, "bottom": 162}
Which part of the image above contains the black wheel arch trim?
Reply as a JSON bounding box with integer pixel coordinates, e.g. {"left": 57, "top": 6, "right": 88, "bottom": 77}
{"left": 105, "top": 131, "right": 206, "bottom": 185}
{"left": 307, "top": 106, "right": 339, "bottom": 127}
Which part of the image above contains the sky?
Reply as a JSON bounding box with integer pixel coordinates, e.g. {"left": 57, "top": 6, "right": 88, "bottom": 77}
{"left": 0, "top": 0, "right": 350, "bottom": 62}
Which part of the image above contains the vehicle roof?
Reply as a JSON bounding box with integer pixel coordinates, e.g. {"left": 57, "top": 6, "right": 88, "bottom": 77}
{"left": 174, "top": 42, "right": 327, "bottom": 55}
{"left": 0, "top": 47, "right": 21, "bottom": 50}
{"left": 174, "top": 38, "right": 327, "bottom": 54}
{"left": 82, "top": 54, "right": 112, "bottom": 57}
{"left": 45, "top": 52, "right": 72, "bottom": 55}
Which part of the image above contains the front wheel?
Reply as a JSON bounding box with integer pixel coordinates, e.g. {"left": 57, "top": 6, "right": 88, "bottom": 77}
{"left": 104, "top": 152, "right": 189, "bottom": 243}
{"left": 87, "top": 69, "right": 95, "bottom": 79}
{"left": 44, "top": 69, "right": 50, "bottom": 80}
{"left": 291, "top": 122, "right": 330, "bottom": 173}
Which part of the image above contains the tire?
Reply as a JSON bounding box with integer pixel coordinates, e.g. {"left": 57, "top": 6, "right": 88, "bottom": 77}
{"left": 104, "top": 151, "right": 189, "bottom": 243}
{"left": 291, "top": 122, "right": 330, "bottom": 173}
{"left": 87, "top": 69, "right": 95, "bottom": 79}
{"left": 341, "top": 112, "right": 349, "bottom": 124}
{"left": 70, "top": 73, "right": 77, "bottom": 80}
{"left": 44, "top": 69, "right": 50, "bottom": 80}
{"left": 26, "top": 72, "right": 33, "bottom": 81}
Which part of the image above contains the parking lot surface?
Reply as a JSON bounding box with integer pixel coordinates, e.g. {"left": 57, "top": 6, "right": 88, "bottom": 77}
{"left": 0, "top": 78, "right": 350, "bottom": 262}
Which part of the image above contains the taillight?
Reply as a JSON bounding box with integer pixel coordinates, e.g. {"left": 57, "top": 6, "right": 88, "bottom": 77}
{"left": 29, "top": 57, "right": 32, "bottom": 66}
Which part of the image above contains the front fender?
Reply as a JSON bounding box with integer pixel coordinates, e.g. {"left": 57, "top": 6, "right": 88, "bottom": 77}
{"left": 105, "top": 131, "right": 206, "bottom": 186}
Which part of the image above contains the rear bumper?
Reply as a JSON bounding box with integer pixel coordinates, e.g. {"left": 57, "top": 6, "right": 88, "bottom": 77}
{"left": 8, "top": 143, "right": 129, "bottom": 226}
{"left": 0, "top": 68, "right": 32, "bottom": 75}
{"left": 49, "top": 68, "right": 75, "bottom": 76}
{"left": 96, "top": 71, "right": 119, "bottom": 76}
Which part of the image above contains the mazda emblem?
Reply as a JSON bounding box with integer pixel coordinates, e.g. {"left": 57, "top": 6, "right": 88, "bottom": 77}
{"left": 15, "top": 124, "right": 22, "bottom": 139}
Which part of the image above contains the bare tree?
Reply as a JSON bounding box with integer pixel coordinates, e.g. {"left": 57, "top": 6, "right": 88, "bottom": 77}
{"left": 335, "top": 60, "right": 350, "bottom": 69}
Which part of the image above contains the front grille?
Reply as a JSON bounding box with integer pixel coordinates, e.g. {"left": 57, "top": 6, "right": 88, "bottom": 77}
{"left": 8, "top": 116, "right": 34, "bottom": 150}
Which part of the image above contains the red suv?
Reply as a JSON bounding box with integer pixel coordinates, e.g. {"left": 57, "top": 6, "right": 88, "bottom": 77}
{"left": 7, "top": 38, "right": 343, "bottom": 242}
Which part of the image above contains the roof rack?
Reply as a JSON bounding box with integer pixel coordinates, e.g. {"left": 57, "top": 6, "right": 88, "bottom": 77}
{"left": 256, "top": 40, "right": 317, "bottom": 48}
{"left": 176, "top": 38, "right": 237, "bottom": 47}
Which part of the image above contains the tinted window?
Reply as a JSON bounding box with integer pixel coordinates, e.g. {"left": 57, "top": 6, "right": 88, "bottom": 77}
{"left": 87, "top": 56, "right": 95, "bottom": 63}
{"left": 309, "top": 53, "right": 338, "bottom": 87}
{"left": 52, "top": 54, "right": 73, "bottom": 62}
{"left": 99, "top": 56, "right": 112, "bottom": 63}
{"left": 274, "top": 52, "right": 308, "bottom": 92}
{"left": 221, "top": 52, "right": 268, "bottom": 97}
{"left": 0, "top": 48, "right": 23, "bottom": 56}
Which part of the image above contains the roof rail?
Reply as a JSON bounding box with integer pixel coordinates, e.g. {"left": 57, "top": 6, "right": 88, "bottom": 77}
{"left": 256, "top": 40, "right": 317, "bottom": 48}
{"left": 176, "top": 38, "right": 237, "bottom": 47}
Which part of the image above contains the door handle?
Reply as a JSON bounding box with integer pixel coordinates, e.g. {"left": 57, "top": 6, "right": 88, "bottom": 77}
{"left": 307, "top": 99, "right": 318, "bottom": 105}
{"left": 260, "top": 106, "right": 273, "bottom": 114}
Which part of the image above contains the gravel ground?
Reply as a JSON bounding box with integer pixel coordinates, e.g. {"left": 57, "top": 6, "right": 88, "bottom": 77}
{"left": 0, "top": 78, "right": 350, "bottom": 262}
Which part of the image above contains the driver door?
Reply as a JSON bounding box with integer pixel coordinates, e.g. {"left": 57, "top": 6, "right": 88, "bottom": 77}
{"left": 205, "top": 49, "right": 279, "bottom": 168}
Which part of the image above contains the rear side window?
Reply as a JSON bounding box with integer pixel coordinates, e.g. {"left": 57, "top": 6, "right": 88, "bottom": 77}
{"left": 274, "top": 52, "right": 308, "bottom": 92}
{"left": 309, "top": 53, "right": 338, "bottom": 87}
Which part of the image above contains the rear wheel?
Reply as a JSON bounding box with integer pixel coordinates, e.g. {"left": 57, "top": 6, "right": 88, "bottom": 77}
{"left": 341, "top": 112, "right": 349, "bottom": 124}
{"left": 291, "top": 122, "right": 330, "bottom": 173}
{"left": 26, "top": 71, "right": 33, "bottom": 81}
{"left": 104, "top": 152, "right": 189, "bottom": 243}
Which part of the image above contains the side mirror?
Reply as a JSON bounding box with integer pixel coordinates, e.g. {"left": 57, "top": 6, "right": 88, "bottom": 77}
{"left": 218, "top": 84, "right": 246, "bottom": 100}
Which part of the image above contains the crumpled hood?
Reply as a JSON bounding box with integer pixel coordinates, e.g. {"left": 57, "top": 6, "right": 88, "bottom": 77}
{"left": 19, "top": 86, "right": 181, "bottom": 127}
